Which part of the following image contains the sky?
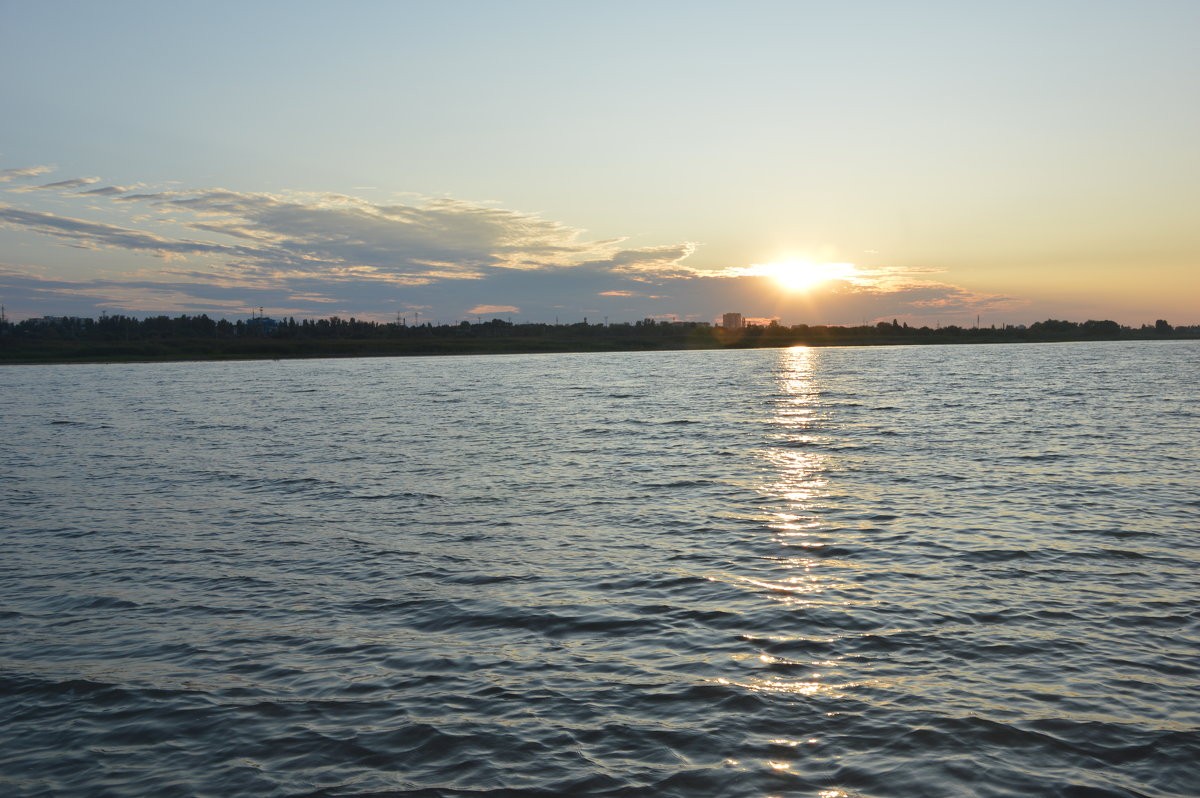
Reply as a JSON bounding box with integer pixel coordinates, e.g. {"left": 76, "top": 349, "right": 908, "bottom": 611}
{"left": 2, "top": 0, "right": 1197, "bottom": 327}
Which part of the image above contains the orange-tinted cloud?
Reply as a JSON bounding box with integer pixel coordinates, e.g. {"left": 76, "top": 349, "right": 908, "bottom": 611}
{"left": 466, "top": 304, "right": 519, "bottom": 315}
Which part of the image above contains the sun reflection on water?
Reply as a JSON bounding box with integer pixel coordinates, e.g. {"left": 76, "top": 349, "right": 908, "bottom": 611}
{"left": 715, "top": 346, "right": 867, "bottom": 703}
{"left": 766, "top": 347, "right": 828, "bottom": 547}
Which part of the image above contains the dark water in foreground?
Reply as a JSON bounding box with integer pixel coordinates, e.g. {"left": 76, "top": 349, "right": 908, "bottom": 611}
{"left": 2, "top": 341, "right": 1198, "bottom": 797}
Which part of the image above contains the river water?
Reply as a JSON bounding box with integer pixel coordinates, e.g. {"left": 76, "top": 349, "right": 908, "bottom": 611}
{"left": 1, "top": 341, "right": 1197, "bottom": 797}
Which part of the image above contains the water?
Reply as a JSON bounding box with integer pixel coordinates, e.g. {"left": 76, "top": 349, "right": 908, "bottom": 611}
{"left": 2, "top": 341, "right": 1197, "bottom": 797}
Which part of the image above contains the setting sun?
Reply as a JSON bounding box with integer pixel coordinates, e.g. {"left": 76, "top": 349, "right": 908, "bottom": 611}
{"left": 752, "top": 260, "right": 860, "bottom": 292}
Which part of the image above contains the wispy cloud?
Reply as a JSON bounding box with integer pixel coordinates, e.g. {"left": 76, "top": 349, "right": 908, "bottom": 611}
{"left": 12, "top": 176, "right": 101, "bottom": 192}
{"left": 76, "top": 185, "right": 135, "bottom": 196}
{"left": 577, "top": 244, "right": 698, "bottom": 278}
{"left": 0, "top": 205, "right": 244, "bottom": 258}
{"left": 0, "top": 165, "right": 55, "bottom": 182}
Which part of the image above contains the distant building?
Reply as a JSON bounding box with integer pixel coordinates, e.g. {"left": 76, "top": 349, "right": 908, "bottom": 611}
{"left": 722, "top": 312, "right": 744, "bottom": 330}
{"left": 244, "top": 316, "right": 279, "bottom": 334}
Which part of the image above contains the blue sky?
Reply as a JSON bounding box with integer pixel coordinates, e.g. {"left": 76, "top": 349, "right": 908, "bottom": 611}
{"left": 2, "top": 0, "right": 1197, "bottom": 325}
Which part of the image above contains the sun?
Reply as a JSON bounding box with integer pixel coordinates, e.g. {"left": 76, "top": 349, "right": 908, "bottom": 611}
{"left": 755, "top": 260, "right": 859, "bottom": 292}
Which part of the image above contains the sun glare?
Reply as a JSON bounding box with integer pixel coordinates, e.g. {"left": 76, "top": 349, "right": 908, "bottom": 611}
{"left": 755, "top": 260, "right": 859, "bottom": 292}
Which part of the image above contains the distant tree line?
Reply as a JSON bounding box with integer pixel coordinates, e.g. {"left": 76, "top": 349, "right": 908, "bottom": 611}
{"left": 1, "top": 313, "right": 1195, "bottom": 362}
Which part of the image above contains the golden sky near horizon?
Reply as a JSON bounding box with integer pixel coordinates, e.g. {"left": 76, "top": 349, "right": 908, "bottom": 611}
{"left": 1, "top": 1, "right": 1197, "bottom": 326}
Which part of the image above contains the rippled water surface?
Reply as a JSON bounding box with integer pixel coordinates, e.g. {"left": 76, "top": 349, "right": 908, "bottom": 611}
{"left": 2, "top": 341, "right": 1198, "bottom": 797}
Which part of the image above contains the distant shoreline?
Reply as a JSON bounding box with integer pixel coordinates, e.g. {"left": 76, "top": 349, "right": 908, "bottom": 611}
{"left": 3, "top": 325, "right": 1196, "bottom": 366}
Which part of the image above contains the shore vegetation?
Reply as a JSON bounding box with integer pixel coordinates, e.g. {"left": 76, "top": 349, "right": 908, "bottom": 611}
{"left": 2, "top": 314, "right": 1195, "bottom": 364}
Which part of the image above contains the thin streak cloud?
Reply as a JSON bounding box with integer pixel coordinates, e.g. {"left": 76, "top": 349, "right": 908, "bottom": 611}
{"left": 76, "top": 185, "right": 136, "bottom": 196}
{"left": 12, "top": 176, "right": 101, "bottom": 192}
{"left": 0, "top": 165, "right": 55, "bottom": 182}
{"left": 0, "top": 205, "right": 244, "bottom": 257}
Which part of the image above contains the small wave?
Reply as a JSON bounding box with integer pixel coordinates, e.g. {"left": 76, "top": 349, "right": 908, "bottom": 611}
{"left": 439, "top": 573, "right": 538, "bottom": 586}
{"left": 965, "top": 548, "right": 1036, "bottom": 563}
{"left": 43, "top": 594, "right": 142, "bottom": 612}
{"left": 349, "top": 492, "right": 444, "bottom": 502}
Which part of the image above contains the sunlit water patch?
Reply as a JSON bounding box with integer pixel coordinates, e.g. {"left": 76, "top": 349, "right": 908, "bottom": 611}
{"left": 2, "top": 341, "right": 1198, "bottom": 797}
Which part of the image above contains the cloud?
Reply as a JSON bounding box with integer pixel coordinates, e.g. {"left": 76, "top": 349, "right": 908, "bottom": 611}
{"left": 76, "top": 185, "right": 135, "bottom": 196}
{"left": 0, "top": 165, "right": 54, "bottom": 182}
{"left": 895, "top": 282, "right": 1026, "bottom": 314}
{"left": 114, "top": 192, "right": 179, "bottom": 202}
{"left": 0, "top": 168, "right": 1031, "bottom": 325}
{"left": 0, "top": 252, "right": 1020, "bottom": 326}
{"left": 286, "top": 292, "right": 338, "bottom": 304}
{"left": 12, "top": 176, "right": 101, "bottom": 192}
{"left": 109, "top": 189, "right": 625, "bottom": 281}
{"left": 4, "top": 176, "right": 697, "bottom": 289}
{"left": 0, "top": 265, "right": 254, "bottom": 317}
{"left": 0, "top": 205, "right": 244, "bottom": 258}
{"left": 578, "top": 243, "right": 699, "bottom": 277}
